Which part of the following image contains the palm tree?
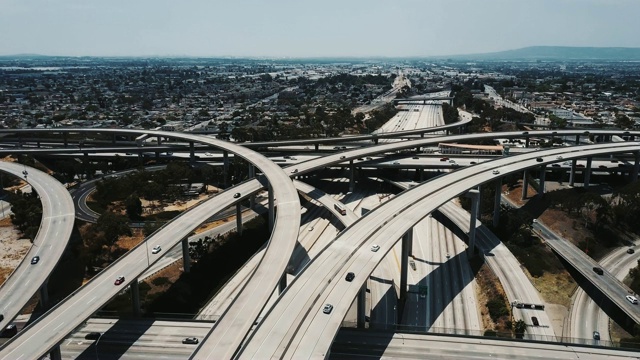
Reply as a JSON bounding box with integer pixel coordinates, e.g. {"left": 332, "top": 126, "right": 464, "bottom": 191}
{"left": 514, "top": 319, "right": 527, "bottom": 339}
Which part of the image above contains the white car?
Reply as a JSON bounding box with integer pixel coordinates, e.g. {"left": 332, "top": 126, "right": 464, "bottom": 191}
{"left": 370, "top": 244, "right": 380, "bottom": 252}
{"left": 322, "top": 304, "right": 333, "bottom": 314}
{"left": 626, "top": 295, "right": 638, "bottom": 304}
{"left": 152, "top": 245, "right": 161, "bottom": 254}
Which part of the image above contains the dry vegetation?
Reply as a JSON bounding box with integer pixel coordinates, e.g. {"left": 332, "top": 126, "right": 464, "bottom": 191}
{"left": 475, "top": 262, "right": 512, "bottom": 333}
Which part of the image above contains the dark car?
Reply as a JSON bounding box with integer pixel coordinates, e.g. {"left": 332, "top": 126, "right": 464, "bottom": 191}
{"left": 440, "top": 157, "right": 449, "bottom": 162}
{"left": 593, "top": 331, "right": 600, "bottom": 340}
{"left": 85, "top": 332, "right": 101, "bottom": 340}
{"left": 182, "top": 337, "right": 199, "bottom": 344}
{"left": 593, "top": 267, "right": 604, "bottom": 275}
{"left": 114, "top": 276, "right": 125, "bottom": 285}
{"left": 340, "top": 156, "right": 346, "bottom": 159}
{"left": 233, "top": 192, "right": 241, "bottom": 198}
{"left": 0, "top": 324, "right": 17, "bottom": 338}
{"left": 30, "top": 256, "right": 40, "bottom": 265}
{"left": 345, "top": 272, "right": 355, "bottom": 282}
{"left": 536, "top": 157, "right": 543, "bottom": 162}
{"left": 531, "top": 316, "right": 539, "bottom": 326}
{"left": 628, "top": 248, "right": 635, "bottom": 254}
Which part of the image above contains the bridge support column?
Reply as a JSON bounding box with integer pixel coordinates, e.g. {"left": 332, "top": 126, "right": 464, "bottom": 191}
{"left": 137, "top": 152, "right": 143, "bottom": 166}
{"left": 189, "top": 141, "right": 195, "bottom": 166}
{"left": 466, "top": 189, "right": 480, "bottom": 257}
{"left": 633, "top": 151, "right": 640, "bottom": 182}
{"left": 131, "top": 278, "right": 141, "bottom": 317}
{"left": 418, "top": 168, "right": 424, "bottom": 182}
{"left": 525, "top": 136, "right": 529, "bottom": 148}
{"left": 493, "top": 179, "right": 502, "bottom": 228}
{"left": 182, "top": 238, "right": 191, "bottom": 273}
{"left": 63, "top": 132, "right": 68, "bottom": 148}
{"left": 268, "top": 183, "right": 275, "bottom": 231}
{"left": 399, "top": 230, "right": 412, "bottom": 302}
{"left": 373, "top": 138, "right": 379, "bottom": 145}
{"left": 357, "top": 284, "right": 366, "bottom": 328}
{"left": 349, "top": 160, "right": 355, "bottom": 193}
{"left": 223, "top": 150, "right": 229, "bottom": 187}
{"left": 50, "top": 346, "right": 62, "bottom": 360}
{"left": 521, "top": 170, "right": 528, "bottom": 200}
{"left": 236, "top": 203, "right": 243, "bottom": 236}
{"left": 569, "top": 159, "right": 577, "bottom": 186}
{"left": 539, "top": 165, "right": 547, "bottom": 195}
{"left": 112, "top": 134, "right": 117, "bottom": 144}
{"left": 420, "top": 133, "right": 424, "bottom": 138}
{"left": 37, "top": 141, "right": 40, "bottom": 148}
{"left": 278, "top": 273, "right": 287, "bottom": 294}
{"left": 575, "top": 135, "right": 580, "bottom": 145}
{"left": 83, "top": 152, "right": 91, "bottom": 179}
{"left": 248, "top": 165, "right": 256, "bottom": 209}
{"left": 314, "top": 143, "right": 319, "bottom": 151}
{"left": 157, "top": 136, "right": 162, "bottom": 145}
{"left": 39, "top": 279, "right": 49, "bottom": 309}
{"left": 584, "top": 157, "right": 592, "bottom": 189}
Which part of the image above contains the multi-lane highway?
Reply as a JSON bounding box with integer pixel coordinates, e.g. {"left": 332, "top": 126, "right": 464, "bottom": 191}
{"left": 0, "top": 162, "right": 75, "bottom": 331}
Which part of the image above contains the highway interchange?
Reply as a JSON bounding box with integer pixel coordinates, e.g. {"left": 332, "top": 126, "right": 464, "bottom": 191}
{"left": 2, "top": 104, "right": 640, "bottom": 358}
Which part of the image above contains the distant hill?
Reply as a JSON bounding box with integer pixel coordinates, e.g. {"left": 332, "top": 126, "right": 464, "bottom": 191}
{"left": 453, "top": 46, "right": 640, "bottom": 61}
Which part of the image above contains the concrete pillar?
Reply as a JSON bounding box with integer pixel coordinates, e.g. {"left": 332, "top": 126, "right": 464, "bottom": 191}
{"left": 521, "top": 170, "right": 528, "bottom": 200}
{"left": 421, "top": 133, "right": 424, "bottom": 138}
{"left": 137, "top": 152, "right": 143, "bottom": 166}
{"left": 374, "top": 138, "right": 379, "bottom": 145}
{"left": 248, "top": 165, "right": 256, "bottom": 209}
{"left": 39, "top": 279, "right": 49, "bottom": 309}
{"left": 37, "top": 141, "right": 40, "bottom": 148}
{"left": 63, "top": 132, "right": 68, "bottom": 148}
{"left": 157, "top": 136, "right": 162, "bottom": 145}
{"left": 268, "top": 183, "right": 275, "bottom": 231}
{"left": 399, "top": 231, "right": 411, "bottom": 301}
{"left": 83, "top": 152, "right": 91, "bottom": 179}
{"left": 236, "top": 203, "right": 243, "bottom": 236}
{"left": 349, "top": 160, "right": 355, "bottom": 193}
{"left": 466, "top": 189, "right": 480, "bottom": 256}
{"left": 49, "top": 346, "right": 62, "bottom": 360}
{"left": 357, "top": 284, "right": 366, "bottom": 328}
{"left": 223, "top": 150, "right": 229, "bottom": 187}
{"left": 314, "top": 143, "right": 319, "bottom": 151}
{"left": 112, "top": 134, "right": 117, "bottom": 144}
{"left": 584, "top": 157, "right": 592, "bottom": 188}
{"left": 569, "top": 159, "right": 577, "bottom": 186}
{"left": 525, "top": 136, "right": 530, "bottom": 148}
{"left": 278, "top": 273, "right": 287, "bottom": 294}
{"left": 155, "top": 151, "right": 160, "bottom": 160}
{"left": 575, "top": 135, "right": 580, "bottom": 145}
{"left": 182, "top": 238, "right": 191, "bottom": 273}
{"left": 189, "top": 142, "right": 195, "bottom": 166}
{"left": 493, "top": 179, "right": 502, "bottom": 228}
{"left": 418, "top": 168, "right": 424, "bottom": 181}
{"left": 539, "top": 165, "right": 547, "bottom": 195}
{"left": 131, "top": 278, "right": 140, "bottom": 317}
{"left": 633, "top": 151, "right": 640, "bottom": 182}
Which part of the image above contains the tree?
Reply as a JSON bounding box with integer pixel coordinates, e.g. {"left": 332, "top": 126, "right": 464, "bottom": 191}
{"left": 96, "top": 212, "right": 131, "bottom": 247}
{"left": 514, "top": 319, "right": 527, "bottom": 339}
{"left": 125, "top": 193, "right": 143, "bottom": 220}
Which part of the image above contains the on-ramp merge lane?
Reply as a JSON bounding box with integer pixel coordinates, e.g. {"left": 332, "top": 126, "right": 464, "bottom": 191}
{"left": 0, "top": 162, "right": 75, "bottom": 330}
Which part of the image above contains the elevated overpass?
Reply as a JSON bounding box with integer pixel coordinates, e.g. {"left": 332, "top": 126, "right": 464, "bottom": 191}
{"left": 0, "top": 162, "right": 75, "bottom": 331}
{"left": 238, "top": 143, "right": 640, "bottom": 358}
{"left": 2, "top": 129, "right": 640, "bottom": 358}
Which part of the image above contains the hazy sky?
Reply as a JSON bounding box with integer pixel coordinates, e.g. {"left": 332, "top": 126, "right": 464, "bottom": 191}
{"left": 1, "top": 0, "right": 639, "bottom": 57}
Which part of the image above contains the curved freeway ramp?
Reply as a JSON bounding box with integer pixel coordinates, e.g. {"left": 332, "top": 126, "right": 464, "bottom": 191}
{"left": 0, "top": 162, "right": 75, "bottom": 330}
{"left": 0, "top": 129, "right": 301, "bottom": 360}
{"left": 238, "top": 143, "right": 640, "bottom": 358}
